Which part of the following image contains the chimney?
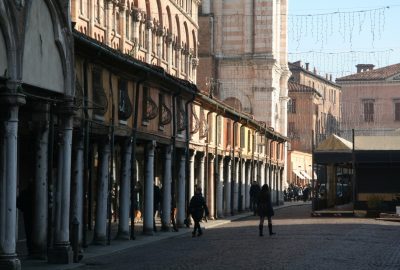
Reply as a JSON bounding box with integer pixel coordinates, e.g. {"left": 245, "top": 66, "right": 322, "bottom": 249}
{"left": 325, "top": 73, "right": 329, "bottom": 80}
{"left": 356, "top": 64, "right": 375, "bottom": 73}
{"left": 305, "top": 63, "right": 309, "bottom": 71}
{"left": 330, "top": 74, "right": 332, "bottom": 81}
{"left": 313, "top": 67, "right": 317, "bottom": 74}
{"left": 293, "top": 60, "right": 302, "bottom": 67}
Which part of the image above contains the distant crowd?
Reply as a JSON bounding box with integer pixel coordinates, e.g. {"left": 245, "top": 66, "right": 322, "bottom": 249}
{"left": 283, "top": 184, "right": 311, "bottom": 202}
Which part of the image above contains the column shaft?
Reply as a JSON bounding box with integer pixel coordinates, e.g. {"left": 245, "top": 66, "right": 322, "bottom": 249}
{"left": 161, "top": 145, "right": 172, "bottom": 230}
{"left": 143, "top": 141, "right": 155, "bottom": 235}
{"left": 207, "top": 154, "right": 215, "bottom": 219}
{"left": 94, "top": 141, "right": 111, "bottom": 244}
{"left": 224, "top": 158, "right": 231, "bottom": 215}
{"left": 177, "top": 151, "right": 186, "bottom": 227}
{"left": 216, "top": 157, "right": 224, "bottom": 217}
{"left": 117, "top": 139, "right": 132, "bottom": 239}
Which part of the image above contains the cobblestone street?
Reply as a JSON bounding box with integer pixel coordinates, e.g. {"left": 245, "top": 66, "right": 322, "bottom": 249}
{"left": 77, "top": 205, "right": 400, "bottom": 270}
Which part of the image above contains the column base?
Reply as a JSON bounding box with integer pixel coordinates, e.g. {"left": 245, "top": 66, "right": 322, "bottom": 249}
{"left": 93, "top": 233, "right": 107, "bottom": 245}
{"left": 0, "top": 254, "right": 21, "bottom": 270}
{"left": 47, "top": 244, "right": 73, "bottom": 264}
{"left": 143, "top": 227, "right": 154, "bottom": 236}
{"left": 116, "top": 230, "right": 130, "bottom": 240}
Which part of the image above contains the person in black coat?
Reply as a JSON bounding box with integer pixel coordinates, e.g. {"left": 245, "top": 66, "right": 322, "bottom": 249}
{"left": 250, "top": 181, "right": 261, "bottom": 215}
{"left": 189, "top": 187, "right": 209, "bottom": 237}
{"left": 257, "top": 184, "right": 275, "bottom": 236}
{"left": 153, "top": 184, "right": 162, "bottom": 232}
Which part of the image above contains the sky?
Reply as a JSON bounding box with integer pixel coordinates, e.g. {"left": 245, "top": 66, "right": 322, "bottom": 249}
{"left": 288, "top": 0, "right": 400, "bottom": 79}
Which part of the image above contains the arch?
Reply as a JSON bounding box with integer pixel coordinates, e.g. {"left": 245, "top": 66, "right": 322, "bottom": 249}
{"left": 156, "top": 0, "right": 163, "bottom": 27}
{"left": 183, "top": 21, "right": 189, "bottom": 50}
{"left": 22, "top": 0, "right": 72, "bottom": 95}
{"left": 145, "top": 0, "right": 151, "bottom": 21}
{"left": 175, "top": 14, "right": 181, "bottom": 45}
{"left": 223, "top": 97, "right": 243, "bottom": 111}
{"left": 192, "top": 29, "right": 197, "bottom": 56}
{"left": 0, "top": 1, "right": 18, "bottom": 80}
{"left": 166, "top": 6, "right": 172, "bottom": 34}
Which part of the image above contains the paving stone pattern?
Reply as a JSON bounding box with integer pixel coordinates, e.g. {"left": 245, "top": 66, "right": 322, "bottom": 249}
{"left": 78, "top": 205, "right": 400, "bottom": 270}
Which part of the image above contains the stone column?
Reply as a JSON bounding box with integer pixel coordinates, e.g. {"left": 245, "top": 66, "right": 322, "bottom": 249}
{"left": 224, "top": 158, "right": 231, "bottom": 216}
{"left": 177, "top": 150, "right": 186, "bottom": 227}
{"left": 260, "top": 162, "right": 265, "bottom": 187}
{"left": 161, "top": 145, "right": 172, "bottom": 231}
{"left": 245, "top": 161, "right": 251, "bottom": 209}
{"left": 198, "top": 152, "right": 205, "bottom": 194}
{"left": 31, "top": 103, "right": 50, "bottom": 259}
{"left": 117, "top": 138, "right": 132, "bottom": 239}
{"left": 216, "top": 157, "right": 224, "bottom": 218}
{"left": 48, "top": 99, "right": 74, "bottom": 264}
{"left": 145, "top": 20, "right": 153, "bottom": 63}
{"left": 132, "top": 9, "right": 141, "bottom": 58}
{"left": 71, "top": 131, "right": 84, "bottom": 248}
{"left": 0, "top": 90, "right": 25, "bottom": 270}
{"left": 166, "top": 33, "right": 173, "bottom": 73}
{"left": 143, "top": 141, "right": 155, "bottom": 235}
{"left": 93, "top": 139, "right": 111, "bottom": 244}
{"left": 188, "top": 150, "right": 196, "bottom": 199}
{"left": 253, "top": 161, "right": 258, "bottom": 185}
{"left": 233, "top": 159, "right": 239, "bottom": 214}
{"left": 240, "top": 159, "right": 246, "bottom": 212}
{"left": 207, "top": 154, "right": 215, "bottom": 219}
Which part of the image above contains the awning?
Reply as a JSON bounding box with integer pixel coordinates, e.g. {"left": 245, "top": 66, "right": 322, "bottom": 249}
{"left": 293, "top": 170, "right": 305, "bottom": 179}
{"left": 300, "top": 170, "right": 312, "bottom": 180}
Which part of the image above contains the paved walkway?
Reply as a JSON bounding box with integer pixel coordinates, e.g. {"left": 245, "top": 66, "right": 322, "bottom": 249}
{"left": 21, "top": 201, "right": 310, "bottom": 270}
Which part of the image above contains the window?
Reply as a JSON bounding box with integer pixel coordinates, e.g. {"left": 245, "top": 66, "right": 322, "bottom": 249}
{"left": 395, "top": 101, "right": 400, "bottom": 121}
{"left": 227, "top": 121, "right": 231, "bottom": 146}
{"left": 240, "top": 126, "right": 245, "bottom": 148}
{"left": 288, "top": 98, "right": 296, "bottom": 113}
{"left": 92, "top": 68, "right": 107, "bottom": 116}
{"left": 217, "top": 116, "right": 222, "bottom": 145}
{"left": 247, "top": 130, "right": 251, "bottom": 150}
{"left": 363, "top": 100, "right": 374, "bottom": 122}
{"left": 125, "top": 11, "right": 130, "bottom": 38}
{"left": 288, "top": 122, "right": 295, "bottom": 135}
{"left": 118, "top": 79, "right": 132, "bottom": 121}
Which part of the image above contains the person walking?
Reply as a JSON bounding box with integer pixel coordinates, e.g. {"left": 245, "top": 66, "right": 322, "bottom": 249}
{"left": 189, "top": 187, "right": 209, "bottom": 237}
{"left": 153, "top": 184, "right": 162, "bottom": 232}
{"left": 250, "top": 181, "right": 261, "bottom": 215}
{"left": 257, "top": 184, "right": 275, "bottom": 237}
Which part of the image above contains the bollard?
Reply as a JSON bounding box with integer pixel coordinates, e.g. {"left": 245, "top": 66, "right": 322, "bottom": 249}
{"left": 72, "top": 217, "right": 80, "bottom": 263}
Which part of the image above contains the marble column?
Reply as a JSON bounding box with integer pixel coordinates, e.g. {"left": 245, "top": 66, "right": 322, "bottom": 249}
{"left": 207, "top": 154, "right": 215, "bottom": 219}
{"left": 224, "top": 158, "right": 231, "bottom": 216}
{"left": 0, "top": 90, "right": 25, "bottom": 270}
{"left": 93, "top": 139, "right": 111, "bottom": 244}
{"left": 198, "top": 152, "right": 205, "bottom": 194}
{"left": 177, "top": 150, "right": 186, "bottom": 227}
{"left": 161, "top": 145, "right": 172, "bottom": 231}
{"left": 48, "top": 99, "right": 74, "bottom": 264}
{"left": 32, "top": 103, "right": 50, "bottom": 259}
{"left": 216, "top": 157, "right": 224, "bottom": 218}
{"left": 71, "top": 131, "right": 84, "bottom": 248}
{"left": 143, "top": 141, "right": 155, "bottom": 235}
{"left": 233, "top": 159, "right": 239, "bottom": 214}
{"left": 245, "top": 161, "right": 251, "bottom": 209}
{"left": 188, "top": 150, "right": 196, "bottom": 200}
{"left": 117, "top": 138, "right": 132, "bottom": 239}
{"left": 240, "top": 159, "right": 246, "bottom": 212}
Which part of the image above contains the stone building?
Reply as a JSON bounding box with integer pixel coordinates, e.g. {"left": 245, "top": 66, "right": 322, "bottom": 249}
{"left": 287, "top": 61, "right": 341, "bottom": 186}
{"left": 336, "top": 63, "right": 400, "bottom": 140}
{"left": 0, "top": 1, "right": 287, "bottom": 269}
{"left": 197, "top": 0, "right": 290, "bottom": 189}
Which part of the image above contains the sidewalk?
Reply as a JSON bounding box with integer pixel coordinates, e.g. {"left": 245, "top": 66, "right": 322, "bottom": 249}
{"left": 22, "top": 201, "right": 309, "bottom": 270}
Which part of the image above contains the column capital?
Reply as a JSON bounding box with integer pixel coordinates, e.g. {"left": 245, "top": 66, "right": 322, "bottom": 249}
{"left": 57, "top": 97, "right": 75, "bottom": 116}
{"left": 0, "top": 92, "right": 26, "bottom": 107}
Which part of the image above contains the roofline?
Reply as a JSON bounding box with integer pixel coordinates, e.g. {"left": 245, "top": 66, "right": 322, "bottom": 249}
{"left": 288, "top": 62, "right": 341, "bottom": 88}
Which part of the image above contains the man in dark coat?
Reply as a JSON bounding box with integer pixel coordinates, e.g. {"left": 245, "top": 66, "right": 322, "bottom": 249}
{"left": 257, "top": 184, "right": 275, "bottom": 237}
{"left": 250, "top": 181, "right": 261, "bottom": 215}
{"left": 153, "top": 184, "right": 162, "bottom": 232}
{"left": 189, "top": 187, "right": 209, "bottom": 237}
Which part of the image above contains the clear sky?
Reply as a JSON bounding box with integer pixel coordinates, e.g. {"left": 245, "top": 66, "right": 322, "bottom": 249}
{"left": 288, "top": 0, "right": 400, "bottom": 79}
